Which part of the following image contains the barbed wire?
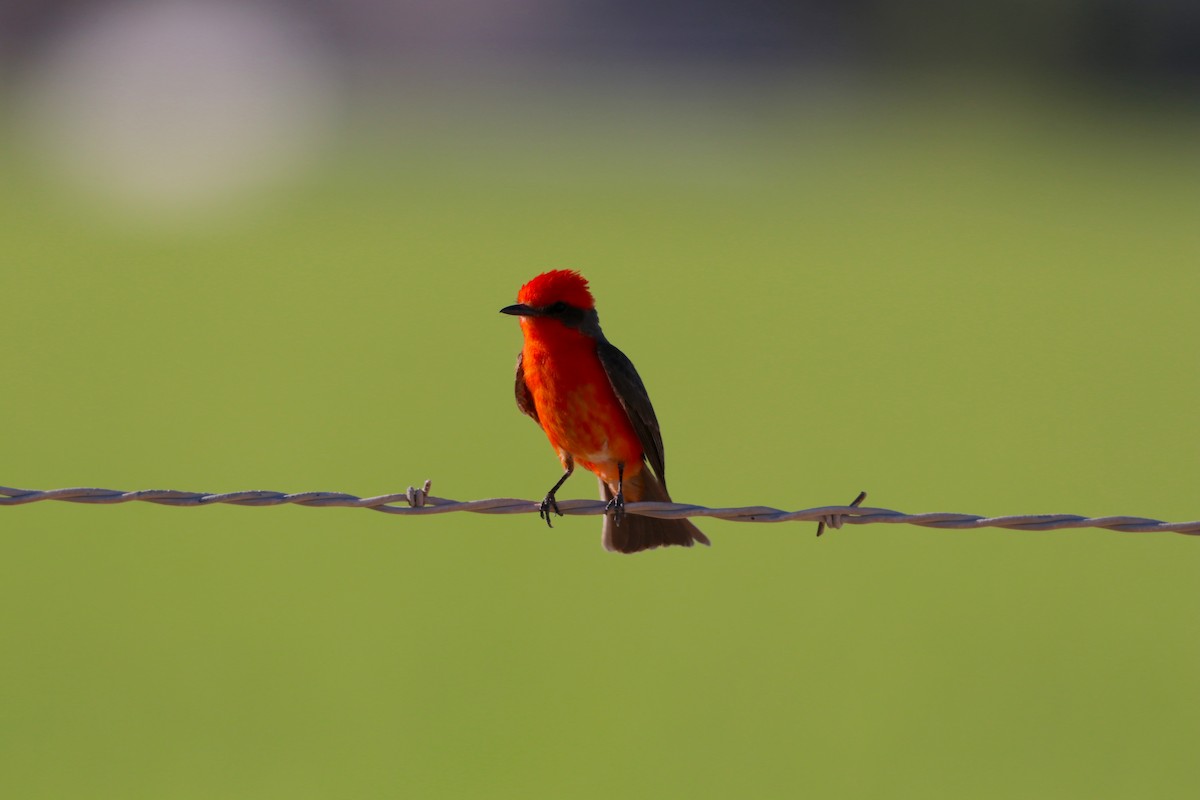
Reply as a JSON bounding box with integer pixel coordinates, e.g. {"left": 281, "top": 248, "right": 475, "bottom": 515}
{"left": 2, "top": 481, "right": 1197, "bottom": 536}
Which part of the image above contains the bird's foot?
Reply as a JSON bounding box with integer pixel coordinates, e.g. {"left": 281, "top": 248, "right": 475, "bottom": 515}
{"left": 605, "top": 490, "right": 626, "bottom": 527}
{"left": 539, "top": 493, "right": 562, "bottom": 528}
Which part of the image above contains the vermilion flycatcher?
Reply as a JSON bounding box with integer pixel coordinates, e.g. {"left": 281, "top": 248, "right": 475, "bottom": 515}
{"left": 501, "top": 270, "right": 710, "bottom": 553}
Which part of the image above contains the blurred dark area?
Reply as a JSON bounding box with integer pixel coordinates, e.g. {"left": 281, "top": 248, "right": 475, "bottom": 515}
{"left": 1, "top": 0, "right": 1194, "bottom": 225}
{"left": 1, "top": 0, "right": 1197, "bottom": 94}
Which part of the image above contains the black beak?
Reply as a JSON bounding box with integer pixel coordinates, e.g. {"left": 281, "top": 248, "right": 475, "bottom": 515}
{"left": 500, "top": 303, "right": 543, "bottom": 317}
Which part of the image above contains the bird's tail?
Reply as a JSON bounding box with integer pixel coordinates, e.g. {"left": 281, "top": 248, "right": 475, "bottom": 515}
{"left": 600, "top": 468, "right": 710, "bottom": 554}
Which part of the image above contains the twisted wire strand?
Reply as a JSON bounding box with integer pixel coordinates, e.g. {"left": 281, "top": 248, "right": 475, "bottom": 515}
{"left": 2, "top": 482, "right": 1198, "bottom": 535}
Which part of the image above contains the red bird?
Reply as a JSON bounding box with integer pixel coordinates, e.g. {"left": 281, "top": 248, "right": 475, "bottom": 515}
{"left": 501, "top": 270, "right": 710, "bottom": 553}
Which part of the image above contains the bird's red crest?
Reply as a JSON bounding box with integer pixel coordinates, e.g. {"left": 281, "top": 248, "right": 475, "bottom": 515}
{"left": 517, "top": 270, "right": 595, "bottom": 310}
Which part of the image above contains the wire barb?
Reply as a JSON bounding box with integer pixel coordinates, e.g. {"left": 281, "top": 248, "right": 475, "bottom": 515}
{"left": 406, "top": 479, "right": 432, "bottom": 508}
{"left": 1, "top": 484, "right": 1198, "bottom": 535}
{"left": 817, "top": 491, "right": 867, "bottom": 537}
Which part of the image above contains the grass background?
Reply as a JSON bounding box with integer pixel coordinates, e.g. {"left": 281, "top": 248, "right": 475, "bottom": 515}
{"left": 2, "top": 87, "right": 1199, "bottom": 798}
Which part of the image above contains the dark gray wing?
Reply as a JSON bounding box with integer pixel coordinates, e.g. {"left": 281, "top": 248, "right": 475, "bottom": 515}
{"left": 595, "top": 339, "right": 667, "bottom": 490}
{"left": 514, "top": 351, "right": 540, "bottom": 424}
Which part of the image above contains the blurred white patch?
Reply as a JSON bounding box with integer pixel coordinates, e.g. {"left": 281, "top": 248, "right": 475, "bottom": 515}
{"left": 16, "top": 0, "right": 337, "bottom": 224}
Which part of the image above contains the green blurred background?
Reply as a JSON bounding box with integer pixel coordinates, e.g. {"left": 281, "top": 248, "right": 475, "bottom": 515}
{"left": 2, "top": 2, "right": 1199, "bottom": 798}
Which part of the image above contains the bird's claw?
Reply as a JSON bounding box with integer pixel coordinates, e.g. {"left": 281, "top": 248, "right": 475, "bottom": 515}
{"left": 539, "top": 494, "right": 562, "bottom": 528}
{"left": 605, "top": 491, "right": 626, "bottom": 527}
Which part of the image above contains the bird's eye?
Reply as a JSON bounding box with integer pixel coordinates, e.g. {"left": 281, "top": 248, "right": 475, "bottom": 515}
{"left": 547, "top": 301, "right": 569, "bottom": 314}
